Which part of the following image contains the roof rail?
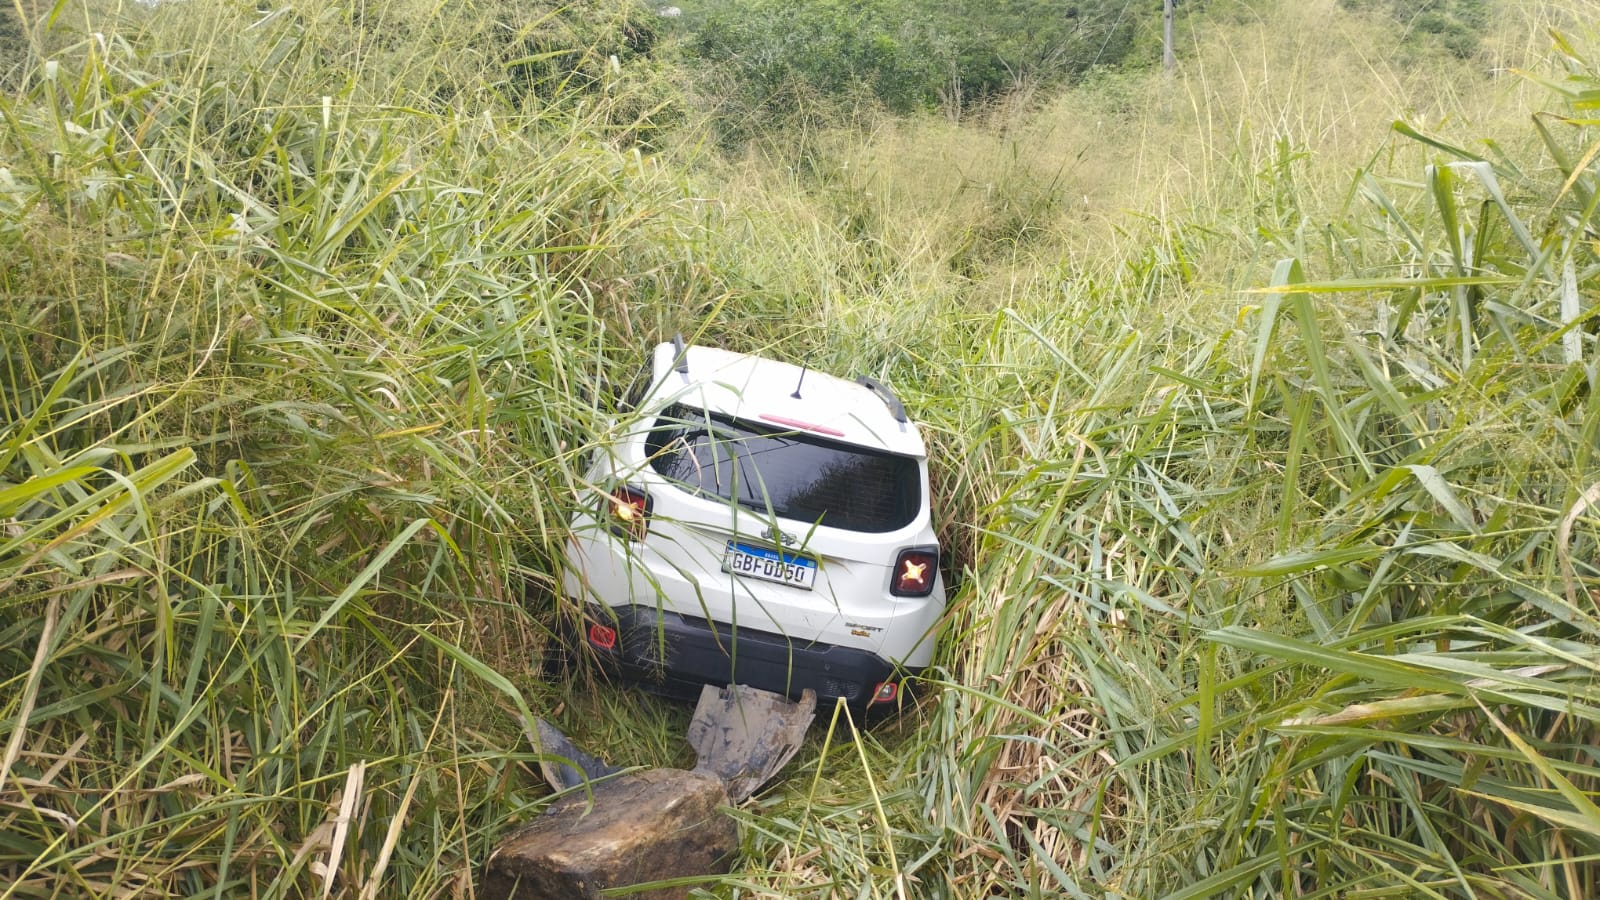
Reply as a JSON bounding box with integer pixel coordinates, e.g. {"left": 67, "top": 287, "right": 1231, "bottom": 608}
{"left": 670, "top": 333, "right": 690, "bottom": 376}
{"left": 855, "top": 376, "right": 908, "bottom": 423}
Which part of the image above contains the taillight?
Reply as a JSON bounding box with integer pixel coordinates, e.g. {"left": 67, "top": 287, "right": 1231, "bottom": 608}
{"left": 890, "top": 548, "right": 938, "bottom": 597}
{"left": 587, "top": 622, "right": 617, "bottom": 650}
{"left": 603, "top": 485, "right": 652, "bottom": 541}
{"left": 870, "top": 682, "right": 898, "bottom": 705}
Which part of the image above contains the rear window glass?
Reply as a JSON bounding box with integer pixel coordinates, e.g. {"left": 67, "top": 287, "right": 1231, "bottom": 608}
{"left": 645, "top": 405, "right": 920, "bottom": 533}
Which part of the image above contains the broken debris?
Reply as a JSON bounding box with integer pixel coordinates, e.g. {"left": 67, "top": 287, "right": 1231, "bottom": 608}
{"left": 481, "top": 685, "right": 816, "bottom": 900}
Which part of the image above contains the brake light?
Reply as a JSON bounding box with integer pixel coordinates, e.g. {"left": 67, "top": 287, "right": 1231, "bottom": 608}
{"left": 604, "top": 485, "right": 652, "bottom": 541}
{"left": 758, "top": 414, "right": 846, "bottom": 438}
{"left": 587, "top": 623, "right": 617, "bottom": 650}
{"left": 871, "top": 682, "right": 898, "bottom": 704}
{"left": 890, "top": 548, "right": 938, "bottom": 597}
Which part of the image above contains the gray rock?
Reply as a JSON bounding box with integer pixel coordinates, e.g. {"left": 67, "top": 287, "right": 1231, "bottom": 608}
{"left": 480, "top": 768, "right": 737, "bottom": 900}
{"left": 484, "top": 687, "right": 815, "bottom": 898}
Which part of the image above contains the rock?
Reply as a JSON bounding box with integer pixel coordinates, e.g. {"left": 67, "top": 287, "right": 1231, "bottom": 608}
{"left": 485, "top": 687, "right": 814, "bottom": 898}
{"left": 480, "top": 768, "right": 737, "bottom": 900}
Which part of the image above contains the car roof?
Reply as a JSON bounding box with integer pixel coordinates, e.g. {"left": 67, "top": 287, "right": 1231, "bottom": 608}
{"left": 646, "top": 343, "right": 928, "bottom": 458}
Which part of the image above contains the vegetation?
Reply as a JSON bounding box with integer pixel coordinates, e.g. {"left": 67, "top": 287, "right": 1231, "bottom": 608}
{"left": 1338, "top": 0, "right": 1493, "bottom": 58}
{"left": 2, "top": 0, "right": 1599, "bottom": 897}
{"left": 0, "top": 3, "right": 33, "bottom": 86}
{"left": 675, "top": 0, "right": 1150, "bottom": 117}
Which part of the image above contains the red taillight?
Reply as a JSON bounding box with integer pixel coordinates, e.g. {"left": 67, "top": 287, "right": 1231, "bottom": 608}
{"left": 604, "top": 485, "right": 651, "bottom": 541}
{"left": 890, "top": 548, "right": 938, "bottom": 597}
{"left": 587, "top": 623, "right": 617, "bottom": 650}
{"left": 871, "top": 682, "right": 898, "bottom": 705}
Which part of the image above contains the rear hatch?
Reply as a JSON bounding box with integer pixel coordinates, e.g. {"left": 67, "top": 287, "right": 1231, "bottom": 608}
{"left": 632, "top": 404, "right": 925, "bottom": 647}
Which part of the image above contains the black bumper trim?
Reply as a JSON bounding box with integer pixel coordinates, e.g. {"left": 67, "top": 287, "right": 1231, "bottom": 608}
{"left": 586, "top": 605, "right": 919, "bottom": 712}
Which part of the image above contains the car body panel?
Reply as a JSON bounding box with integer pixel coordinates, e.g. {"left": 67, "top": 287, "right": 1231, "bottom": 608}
{"left": 560, "top": 342, "right": 945, "bottom": 709}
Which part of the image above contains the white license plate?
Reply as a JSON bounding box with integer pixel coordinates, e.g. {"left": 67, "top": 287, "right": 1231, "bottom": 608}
{"left": 723, "top": 541, "right": 816, "bottom": 590}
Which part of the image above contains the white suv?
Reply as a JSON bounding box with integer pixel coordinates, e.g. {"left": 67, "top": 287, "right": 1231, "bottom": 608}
{"left": 559, "top": 338, "right": 945, "bottom": 715}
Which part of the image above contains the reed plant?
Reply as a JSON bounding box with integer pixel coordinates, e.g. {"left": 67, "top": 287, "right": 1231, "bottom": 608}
{"left": 709, "top": 1, "right": 1600, "bottom": 896}
{"left": 3, "top": 0, "right": 1600, "bottom": 897}
{"left": 2, "top": 1, "right": 700, "bottom": 895}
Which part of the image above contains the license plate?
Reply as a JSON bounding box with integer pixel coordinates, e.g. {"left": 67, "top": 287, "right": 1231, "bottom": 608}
{"left": 723, "top": 541, "right": 816, "bottom": 590}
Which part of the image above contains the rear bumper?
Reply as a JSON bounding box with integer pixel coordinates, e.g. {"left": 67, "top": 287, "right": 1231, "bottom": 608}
{"left": 563, "top": 504, "right": 946, "bottom": 670}
{"left": 581, "top": 604, "right": 920, "bottom": 714}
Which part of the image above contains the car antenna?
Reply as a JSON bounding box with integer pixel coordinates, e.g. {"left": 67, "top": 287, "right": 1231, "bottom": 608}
{"left": 791, "top": 357, "right": 810, "bottom": 400}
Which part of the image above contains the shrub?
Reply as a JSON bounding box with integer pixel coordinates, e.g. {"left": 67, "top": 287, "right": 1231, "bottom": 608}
{"left": 676, "top": 0, "right": 1151, "bottom": 119}
{"left": 1338, "top": 0, "right": 1491, "bottom": 58}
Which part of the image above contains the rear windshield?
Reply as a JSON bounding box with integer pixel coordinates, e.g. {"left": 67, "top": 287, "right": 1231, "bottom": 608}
{"left": 644, "top": 405, "right": 921, "bottom": 533}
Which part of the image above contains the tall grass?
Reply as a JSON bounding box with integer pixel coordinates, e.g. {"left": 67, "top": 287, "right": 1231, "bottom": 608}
{"left": 4, "top": 0, "right": 1600, "bottom": 897}
{"left": 1, "top": 0, "right": 700, "bottom": 895}
{"left": 698, "top": 1, "right": 1600, "bottom": 896}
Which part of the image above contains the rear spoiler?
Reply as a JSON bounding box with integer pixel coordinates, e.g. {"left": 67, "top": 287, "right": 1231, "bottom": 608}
{"left": 670, "top": 333, "right": 691, "bottom": 380}
{"left": 856, "top": 376, "right": 908, "bottom": 423}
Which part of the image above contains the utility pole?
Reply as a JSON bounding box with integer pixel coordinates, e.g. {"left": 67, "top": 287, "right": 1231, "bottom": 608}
{"left": 1163, "top": 0, "right": 1176, "bottom": 74}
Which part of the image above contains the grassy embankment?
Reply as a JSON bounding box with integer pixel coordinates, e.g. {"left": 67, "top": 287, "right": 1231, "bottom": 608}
{"left": 3, "top": 0, "right": 1599, "bottom": 896}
